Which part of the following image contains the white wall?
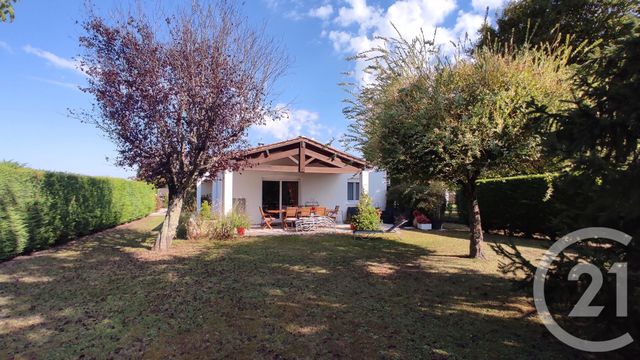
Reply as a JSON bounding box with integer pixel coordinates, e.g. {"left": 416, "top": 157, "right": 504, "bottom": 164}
{"left": 200, "top": 169, "right": 387, "bottom": 225}
{"left": 369, "top": 170, "right": 388, "bottom": 209}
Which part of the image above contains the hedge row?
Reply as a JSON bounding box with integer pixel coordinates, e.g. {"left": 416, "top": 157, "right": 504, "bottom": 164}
{"left": 0, "top": 162, "right": 156, "bottom": 260}
{"left": 457, "top": 174, "right": 562, "bottom": 238}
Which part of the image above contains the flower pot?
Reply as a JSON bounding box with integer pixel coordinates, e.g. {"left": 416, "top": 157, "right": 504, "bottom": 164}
{"left": 350, "top": 223, "right": 356, "bottom": 231}
{"left": 417, "top": 223, "right": 432, "bottom": 230}
{"left": 237, "top": 227, "right": 246, "bottom": 236}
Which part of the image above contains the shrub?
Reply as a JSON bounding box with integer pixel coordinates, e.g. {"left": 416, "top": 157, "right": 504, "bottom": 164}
{"left": 0, "top": 162, "right": 156, "bottom": 260}
{"left": 351, "top": 194, "right": 381, "bottom": 231}
{"left": 456, "top": 174, "right": 562, "bottom": 238}
{"left": 200, "top": 201, "right": 213, "bottom": 221}
{"left": 386, "top": 181, "right": 447, "bottom": 226}
{"left": 230, "top": 211, "right": 250, "bottom": 229}
{"left": 209, "top": 214, "right": 235, "bottom": 240}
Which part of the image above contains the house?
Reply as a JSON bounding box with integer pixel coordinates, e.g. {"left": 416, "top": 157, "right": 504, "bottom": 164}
{"left": 195, "top": 136, "right": 387, "bottom": 224}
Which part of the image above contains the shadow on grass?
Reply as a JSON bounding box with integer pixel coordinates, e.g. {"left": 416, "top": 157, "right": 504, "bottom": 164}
{"left": 0, "top": 217, "right": 617, "bottom": 359}
{"left": 402, "top": 228, "right": 553, "bottom": 250}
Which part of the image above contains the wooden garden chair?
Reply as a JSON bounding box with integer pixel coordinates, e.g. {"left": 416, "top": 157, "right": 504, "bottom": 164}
{"left": 298, "top": 207, "right": 311, "bottom": 217}
{"left": 283, "top": 207, "right": 299, "bottom": 230}
{"left": 315, "top": 207, "right": 327, "bottom": 216}
{"left": 259, "top": 206, "right": 276, "bottom": 229}
{"left": 327, "top": 205, "right": 340, "bottom": 221}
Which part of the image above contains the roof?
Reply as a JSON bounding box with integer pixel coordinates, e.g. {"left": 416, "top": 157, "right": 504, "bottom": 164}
{"left": 241, "top": 136, "right": 368, "bottom": 173}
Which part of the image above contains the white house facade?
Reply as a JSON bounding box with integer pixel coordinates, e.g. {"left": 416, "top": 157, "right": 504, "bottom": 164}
{"left": 195, "top": 137, "right": 387, "bottom": 224}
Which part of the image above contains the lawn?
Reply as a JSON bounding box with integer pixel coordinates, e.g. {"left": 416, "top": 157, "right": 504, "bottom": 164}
{"left": 0, "top": 214, "right": 574, "bottom": 359}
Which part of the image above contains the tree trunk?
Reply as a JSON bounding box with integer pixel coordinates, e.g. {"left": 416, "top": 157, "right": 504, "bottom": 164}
{"left": 464, "top": 181, "right": 486, "bottom": 259}
{"left": 153, "top": 193, "right": 184, "bottom": 251}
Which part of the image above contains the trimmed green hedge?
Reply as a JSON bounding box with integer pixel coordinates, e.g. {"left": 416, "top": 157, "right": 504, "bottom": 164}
{"left": 0, "top": 162, "right": 156, "bottom": 260}
{"left": 457, "top": 174, "right": 561, "bottom": 238}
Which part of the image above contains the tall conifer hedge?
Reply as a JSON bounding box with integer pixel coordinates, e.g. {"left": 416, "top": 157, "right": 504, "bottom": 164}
{"left": 0, "top": 162, "right": 156, "bottom": 260}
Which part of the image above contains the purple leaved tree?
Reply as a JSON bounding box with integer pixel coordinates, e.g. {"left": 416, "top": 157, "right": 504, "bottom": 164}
{"left": 76, "top": 1, "right": 287, "bottom": 250}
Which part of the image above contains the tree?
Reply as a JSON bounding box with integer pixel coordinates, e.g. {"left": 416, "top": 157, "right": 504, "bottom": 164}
{"left": 534, "top": 12, "right": 640, "bottom": 248}
{"left": 77, "top": 1, "right": 287, "bottom": 250}
{"left": 478, "top": 0, "right": 639, "bottom": 62}
{"left": 0, "top": 0, "right": 17, "bottom": 22}
{"left": 345, "top": 36, "right": 573, "bottom": 258}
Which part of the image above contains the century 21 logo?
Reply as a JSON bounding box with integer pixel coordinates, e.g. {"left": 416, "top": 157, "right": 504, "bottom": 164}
{"left": 533, "top": 228, "right": 633, "bottom": 352}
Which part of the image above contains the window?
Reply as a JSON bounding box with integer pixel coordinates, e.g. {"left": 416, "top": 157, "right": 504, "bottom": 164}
{"left": 347, "top": 181, "right": 360, "bottom": 201}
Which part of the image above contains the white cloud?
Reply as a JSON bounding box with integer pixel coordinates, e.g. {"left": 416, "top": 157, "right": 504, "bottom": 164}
{"left": 335, "top": 0, "right": 383, "bottom": 31}
{"left": 453, "top": 10, "right": 486, "bottom": 41}
{"left": 471, "top": 0, "right": 508, "bottom": 12}
{"left": 0, "top": 40, "right": 13, "bottom": 53}
{"left": 326, "top": 30, "right": 352, "bottom": 52}
{"left": 310, "top": 0, "right": 507, "bottom": 84}
{"left": 309, "top": 4, "right": 334, "bottom": 20}
{"left": 253, "top": 105, "right": 325, "bottom": 140}
{"left": 23, "top": 45, "right": 85, "bottom": 75}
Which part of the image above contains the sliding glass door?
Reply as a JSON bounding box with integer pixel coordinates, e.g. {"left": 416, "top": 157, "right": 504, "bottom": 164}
{"left": 262, "top": 180, "right": 299, "bottom": 211}
{"left": 282, "top": 181, "right": 299, "bottom": 208}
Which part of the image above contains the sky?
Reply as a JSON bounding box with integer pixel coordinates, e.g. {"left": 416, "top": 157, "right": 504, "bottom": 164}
{"left": 0, "top": 0, "right": 507, "bottom": 178}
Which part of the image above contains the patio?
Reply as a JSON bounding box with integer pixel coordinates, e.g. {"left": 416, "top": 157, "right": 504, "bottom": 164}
{"left": 246, "top": 222, "right": 398, "bottom": 236}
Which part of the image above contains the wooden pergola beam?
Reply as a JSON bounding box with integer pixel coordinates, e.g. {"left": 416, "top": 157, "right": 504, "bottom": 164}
{"left": 304, "top": 166, "right": 361, "bottom": 174}
{"left": 303, "top": 148, "right": 347, "bottom": 168}
{"left": 249, "top": 165, "right": 300, "bottom": 172}
{"left": 299, "top": 141, "right": 306, "bottom": 173}
{"left": 246, "top": 148, "right": 298, "bottom": 164}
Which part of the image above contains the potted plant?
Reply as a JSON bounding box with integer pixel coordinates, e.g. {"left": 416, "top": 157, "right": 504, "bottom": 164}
{"left": 231, "top": 211, "right": 251, "bottom": 236}
{"left": 412, "top": 210, "right": 432, "bottom": 230}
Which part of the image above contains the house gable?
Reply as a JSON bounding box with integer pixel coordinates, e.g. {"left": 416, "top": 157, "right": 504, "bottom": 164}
{"left": 242, "top": 136, "right": 368, "bottom": 174}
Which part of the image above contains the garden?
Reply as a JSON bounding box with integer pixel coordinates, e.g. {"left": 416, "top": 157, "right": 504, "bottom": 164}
{"left": 1, "top": 212, "right": 575, "bottom": 359}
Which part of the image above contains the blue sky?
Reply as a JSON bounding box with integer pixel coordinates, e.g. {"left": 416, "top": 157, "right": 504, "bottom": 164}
{"left": 0, "top": 0, "right": 505, "bottom": 178}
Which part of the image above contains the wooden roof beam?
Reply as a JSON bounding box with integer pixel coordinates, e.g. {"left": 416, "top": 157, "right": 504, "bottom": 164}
{"left": 246, "top": 148, "right": 298, "bottom": 165}
{"left": 304, "top": 148, "right": 347, "bottom": 168}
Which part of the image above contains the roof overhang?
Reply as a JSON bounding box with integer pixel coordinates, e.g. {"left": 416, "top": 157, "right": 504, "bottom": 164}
{"left": 240, "top": 136, "right": 368, "bottom": 174}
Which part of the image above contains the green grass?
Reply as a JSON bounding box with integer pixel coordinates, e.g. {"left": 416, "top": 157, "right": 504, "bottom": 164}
{"left": 0, "top": 215, "right": 576, "bottom": 359}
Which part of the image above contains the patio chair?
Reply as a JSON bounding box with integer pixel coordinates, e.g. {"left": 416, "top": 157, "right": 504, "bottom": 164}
{"left": 315, "top": 207, "right": 327, "bottom": 216}
{"left": 283, "top": 207, "right": 299, "bottom": 230}
{"left": 327, "top": 206, "right": 339, "bottom": 221}
{"left": 298, "top": 207, "right": 311, "bottom": 217}
{"left": 353, "top": 219, "right": 408, "bottom": 239}
{"left": 259, "top": 206, "right": 276, "bottom": 229}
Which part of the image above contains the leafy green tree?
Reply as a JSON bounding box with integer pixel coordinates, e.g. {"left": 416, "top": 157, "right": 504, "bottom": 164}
{"left": 492, "top": 17, "right": 640, "bottom": 348}
{"left": 0, "top": 0, "right": 17, "bottom": 22}
{"left": 479, "top": 0, "right": 639, "bottom": 63}
{"left": 345, "top": 36, "right": 573, "bottom": 258}
{"left": 534, "top": 14, "right": 640, "bottom": 245}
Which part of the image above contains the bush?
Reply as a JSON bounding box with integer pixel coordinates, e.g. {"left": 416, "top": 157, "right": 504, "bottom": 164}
{"left": 0, "top": 162, "right": 156, "bottom": 260}
{"left": 386, "top": 181, "right": 447, "bottom": 227}
{"left": 456, "top": 174, "right": 561, "bottom": 238}
{"left": 351, "top": 194, "right": 381, "bottom": 231}
{"left": 209, "top": 214, "right": 235, "bottom": 240}
{"left": 230, "top": 211, "right": 250, "bottom": 229}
